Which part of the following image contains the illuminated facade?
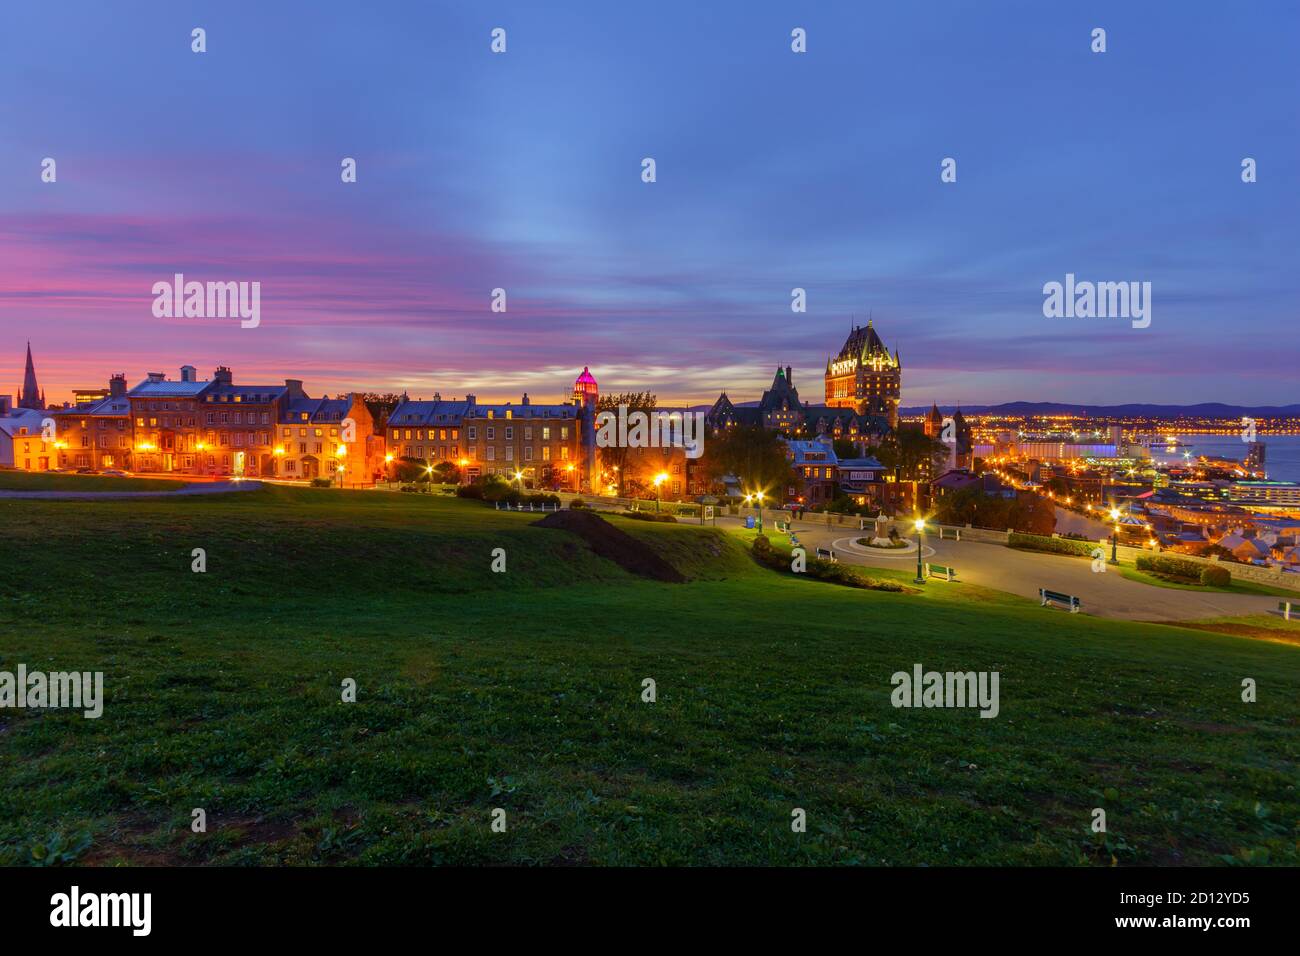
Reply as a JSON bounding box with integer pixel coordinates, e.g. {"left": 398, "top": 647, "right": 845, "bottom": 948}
{"left": 824, "top": 320, "right": 901, "bottom": 429}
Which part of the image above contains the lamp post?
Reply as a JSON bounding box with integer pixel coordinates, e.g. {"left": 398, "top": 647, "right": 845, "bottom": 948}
{"left": 1109, "top": 506, "right": 1121, "bottom": 564}
{"left": 913, "top": 517, "right": 926, "bottom": 584}
{"left": 754, "top": 490, "right": 765, "bottom": 533}
{"left": 653, "top": 472, "right": 667, "bottom": 512}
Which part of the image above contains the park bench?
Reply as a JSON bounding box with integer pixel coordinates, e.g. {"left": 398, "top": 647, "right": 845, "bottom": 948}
{"left": 1280, "top": 600, "right": 1294, "bottom": 621}
{"left": 1039, "top": 588, "right": 1081, "bottom": 613}
{"left": 815, "top": 547, "right": 837, "bottom": 563}
{"left": 927, "top": 563, "right": 956, "bottom": 582}
{"left": 938, "top": 527, "right": 961, "bottom": 541}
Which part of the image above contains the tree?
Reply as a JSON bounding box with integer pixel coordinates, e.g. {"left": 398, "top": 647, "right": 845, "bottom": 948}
{"left": 701, "top": 425, "right": 794, "bottom": 501}
{"left": 596, "top": 391, "right": 656, "bottom": 496}
{"left": 832, "top": 437, "right": 860, "bottom": 460}
{"left": 875, "top": 427, "right": 949, "bottom": 482}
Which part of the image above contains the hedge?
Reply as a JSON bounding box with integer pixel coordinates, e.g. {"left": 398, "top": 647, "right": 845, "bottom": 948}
{"left": 1200, "top": 565, "right": 1232, "bottom": 587}
{"left": 750, "top": 540, "right": 905, "bottom": 592}
{"left": 1007, "top": 532, "right": 1095, "bottom": 557}
{"left": 1136, "top": 554, "right": 1208, "bottom": 580}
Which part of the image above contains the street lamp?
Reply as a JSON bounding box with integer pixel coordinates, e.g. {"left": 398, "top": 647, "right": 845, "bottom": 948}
{"left": 913, "top": 517, "right": 926, "bottom": 584}
{"left": 653, "top": 472, "right": 667, "bottom": 512}
{"left": 753, "top": 489, "right": 765, "bottom": 532}
{"left": 1109, "top": 506, "right": 1121, "bottom": 564}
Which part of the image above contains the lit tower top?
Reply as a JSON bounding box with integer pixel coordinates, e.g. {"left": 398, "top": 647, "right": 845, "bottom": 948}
{"left": 573, "top": 366, "right": 598, "bottom": 404}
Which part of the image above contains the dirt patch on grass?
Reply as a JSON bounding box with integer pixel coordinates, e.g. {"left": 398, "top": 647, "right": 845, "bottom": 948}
{"left": 533, "top": 510, "right": 686, "bottom": 583}
{"left": 1174, "top": 621, "right": 1300, "bottom": 647}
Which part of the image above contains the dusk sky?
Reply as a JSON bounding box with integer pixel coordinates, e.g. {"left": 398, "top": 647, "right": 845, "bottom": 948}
{"left": 2, "top": 1, "right": 1296, "bottom": 408}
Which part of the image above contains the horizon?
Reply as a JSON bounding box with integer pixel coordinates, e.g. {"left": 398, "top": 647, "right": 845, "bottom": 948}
{"left": 3, "top": 1, "right": 1297, "bottom": 406}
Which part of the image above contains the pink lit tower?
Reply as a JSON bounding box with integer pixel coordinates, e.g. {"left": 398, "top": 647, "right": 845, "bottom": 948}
{"left": 573, "top": 367, "right": 599, "bottom": 492}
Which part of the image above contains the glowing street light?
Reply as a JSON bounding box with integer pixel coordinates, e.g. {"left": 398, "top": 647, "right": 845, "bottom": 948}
{"left": 653, "top": 472, "right": 668, "bottom": 512}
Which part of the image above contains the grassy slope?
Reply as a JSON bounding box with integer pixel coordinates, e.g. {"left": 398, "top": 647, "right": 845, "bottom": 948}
{"left": 0, "top": 487, "right": 1296, "bottom": 866}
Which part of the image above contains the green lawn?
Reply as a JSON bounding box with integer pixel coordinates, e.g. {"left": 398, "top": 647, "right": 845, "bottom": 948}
{"left": 0, "top": 487, "right": 1296, "bottom": 866}
{"left": 0, "top": 470, "right": 186, "bottom": 492}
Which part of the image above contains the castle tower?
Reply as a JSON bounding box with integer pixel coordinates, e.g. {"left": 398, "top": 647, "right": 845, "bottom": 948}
{"left": 923, "top": 402, "right": 943, "bottom": 439}
{"left": 573, "top": 367, "right": 599, "bottom": 491}
{"left": 824, "top": 318, "right": 900, "bottom": 428}
{"left": 18, "top": 342, "right": 42, "bottom": 410}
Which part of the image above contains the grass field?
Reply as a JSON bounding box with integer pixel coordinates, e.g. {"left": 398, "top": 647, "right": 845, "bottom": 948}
{"left": 0, "top": 470, "right": 187, "bottom": 492}
{"left": 0, "top": 486, "right": 1296, "bottom": 866}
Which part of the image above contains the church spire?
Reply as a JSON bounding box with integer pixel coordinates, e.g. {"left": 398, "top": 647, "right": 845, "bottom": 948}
{"left": 19, "top": 341, "right": 42, "bottom": 410}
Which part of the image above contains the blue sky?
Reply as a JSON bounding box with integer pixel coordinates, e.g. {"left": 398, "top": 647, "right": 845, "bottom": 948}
{"left": 1, "top": 0, "right": 1296, "bottom": 406}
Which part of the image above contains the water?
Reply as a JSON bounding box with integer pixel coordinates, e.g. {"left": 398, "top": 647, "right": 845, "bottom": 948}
{"left": 1167, "top": 434, "right": 1300, "bottom": 482}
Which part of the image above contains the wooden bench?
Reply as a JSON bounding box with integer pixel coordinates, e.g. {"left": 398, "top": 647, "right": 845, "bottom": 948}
{"left": 1039, "top": 588, "right": 1081, "bottom": 613}
{"left": 815, "top": 547, "right": 837, "bottom": 563}
{"left": 927, "top": 563, "right": 956, "bottom": 582}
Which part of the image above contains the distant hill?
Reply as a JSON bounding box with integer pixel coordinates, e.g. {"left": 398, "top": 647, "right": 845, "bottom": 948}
{"left": 900, "top": 402, "right": 1300, "bottom": 418}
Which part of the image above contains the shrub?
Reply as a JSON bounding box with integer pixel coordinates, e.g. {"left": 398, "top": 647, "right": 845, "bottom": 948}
{"left": 526, "top": 493, "right": 561, "bottom": 507}
{"left": 569, "top": 498, "right": 588, "bottom": 509}
{"left": 456, "top": 483, "right": 484, "bottom": 500}
{"left": 749, "top": 544, "right": 904, "bottom": 591}
{"left": 752, "top": 534, "right": 771, "bottom": 555}
{"left": 1136, "top": 554, "right": 1206, "bottom": 580}
{"left": 1008, "top": 532, "right": 1094, "bottom": 557}
{"left": 620, "top": 511, "right": 677, "bottom": 523}
{"left": 310, "top": 477, "right": 333, "bottom": 488}
{"left": 1200, "top": 565, "right": 1231, "bottom": 587}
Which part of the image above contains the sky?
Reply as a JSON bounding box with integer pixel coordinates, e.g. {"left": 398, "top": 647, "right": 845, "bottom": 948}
{"left": 1, "top": 0, "right": 1296, "bottom": 408}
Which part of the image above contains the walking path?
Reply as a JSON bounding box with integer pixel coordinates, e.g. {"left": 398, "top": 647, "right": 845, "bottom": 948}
{"left": 579, "top": 499, "right": 1275, "bottom": 623}
{"left": 0, "top": 480, "right": 261, "bottom": 500}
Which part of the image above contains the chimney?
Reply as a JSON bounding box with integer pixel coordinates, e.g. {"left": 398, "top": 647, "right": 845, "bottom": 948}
{"left": 180, "top": 365, "right": 197, "bottom": 383}
{"left": 466, "top": 393, "right": 476, "bottom": 406}
{"left": 213, "top": 366, "right": 233, "bottom": 385}
{"left": 109, "top": 374, "right": 127, "bottom": 398}
{"left": 521, "top": 393, "right": 530, "bottom": 406}
{"left": 284, "top": 379, "right": 305, "bottom": 400}
{"left": 0, "top": 395, "right": 10, "bottom": 415}
{"left": 146, "top": 371, "right": 166, "bottom": 382}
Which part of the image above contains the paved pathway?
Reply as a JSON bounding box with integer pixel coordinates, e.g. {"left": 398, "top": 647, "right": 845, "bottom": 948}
{"left": 580, "top": 501, "right": 1277, "bottom": 623}
{"left": 0, "top": 480, "right": 261, "bottom": 500}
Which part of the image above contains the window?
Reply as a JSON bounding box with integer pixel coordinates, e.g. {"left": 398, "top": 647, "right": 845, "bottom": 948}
{"left": 504, "top": 447, "right": 513, "bottom": 461}
{"left": 467, "top": 426, "right": 476, "bottom": 440}
{"left": 504, "top": 427, "right": 513, "bottom": 440}
{"left": 542, "top": 447, "right": 551, "bottom": 461}
{"left": 524, "top": 447, "right": 533, "bottom": 461}
{"left": 486, "top": 427, "right": 495, "bottom": 440}
{"left": 561, "top": 447, "right": 570, "bottom": 460}
{"left": 542, "top": 427, "right": 551, "bottom": 440}
{"left": 561, "top": 426, "right": 570, "bottom": 440}
{"left": 486, "top": 447, "right": 495, "bottom": 461}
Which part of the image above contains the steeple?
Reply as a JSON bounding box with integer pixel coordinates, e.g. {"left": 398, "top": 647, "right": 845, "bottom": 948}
{"left": 19, "top": 342, "right": 42, "bottom": 410}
